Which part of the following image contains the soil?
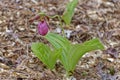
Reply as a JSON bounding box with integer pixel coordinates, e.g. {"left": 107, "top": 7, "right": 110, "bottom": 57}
{"left": 0, "top": 0, "right": 120, "bottom": 80}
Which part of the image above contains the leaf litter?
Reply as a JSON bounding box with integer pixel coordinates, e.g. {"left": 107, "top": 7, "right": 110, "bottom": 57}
{"left": 0, "top": 0, "right": 120, "bottom": 80}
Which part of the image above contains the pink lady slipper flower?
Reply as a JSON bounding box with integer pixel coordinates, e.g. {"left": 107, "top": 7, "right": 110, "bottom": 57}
{"left": 38, "top": 20, "right": 49, "bottom": 36}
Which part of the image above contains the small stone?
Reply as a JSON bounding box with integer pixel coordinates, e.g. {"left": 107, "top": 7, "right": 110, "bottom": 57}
{"left": 76, "top": 25, "right": 80, "bottom": 29}
{"left": 16, "top": 12, "right": 20, "bottom": 18}
{"left": 18, "top": 27, "right": 25, "bottom": 31}
{"left": 64, "top": 30, "right": 72, "bottom": 38}
{"left": 107, "top": 58, "right": 114, "bottom": 62}
{"left": 55, "top": 27, "right": 61, "bottom": 33}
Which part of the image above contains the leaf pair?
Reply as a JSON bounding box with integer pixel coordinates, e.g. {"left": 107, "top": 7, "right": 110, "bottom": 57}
{"left": 31, "top": 43, "right": 61, "bottom": 70}
{"left": 45, "top": 33, "right": 104, "bottom": 74}
{"left": 31, "top": 32, "right": 104, "bottom": 75}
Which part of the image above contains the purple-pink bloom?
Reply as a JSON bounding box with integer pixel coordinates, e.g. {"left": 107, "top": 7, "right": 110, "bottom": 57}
{"left": 38, "top": 21, "right": 49, "bottom": 36}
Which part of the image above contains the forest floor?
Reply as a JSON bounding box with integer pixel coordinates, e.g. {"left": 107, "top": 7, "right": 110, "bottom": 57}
{"left": 0, "top": 0, "right": 120, "bottom": 80}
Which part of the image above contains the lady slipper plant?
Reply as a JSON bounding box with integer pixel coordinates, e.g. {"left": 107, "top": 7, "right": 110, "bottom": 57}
{"left": 31, "top": 0, "right": 105, "bottom": 78}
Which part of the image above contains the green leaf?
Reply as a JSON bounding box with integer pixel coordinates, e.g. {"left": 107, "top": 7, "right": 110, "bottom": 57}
{"left": 45, "top": 33, "right": 71, "bottom": 70}
{"left": 45, "top": 33, "right": 71, "bottom": 52}
{"left": 48, "top": 48, "right": 62, "bottom": 69}
{"left": 58, "top": 38, "right": 104, "bottom": 73}
{"left": 31, "top": 42, "right": 61, "bottom": 70}
{"left": 68, "top": 38, "right": 104, "bottom": 72}
{"left": 62, "top": 0, "right": 78, "bottom": 25}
